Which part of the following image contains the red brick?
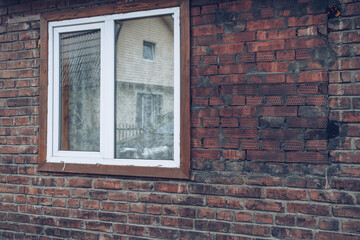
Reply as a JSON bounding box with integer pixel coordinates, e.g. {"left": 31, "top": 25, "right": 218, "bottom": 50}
{"left": 246, "top": 200, "right": 283, "bottom": 212}
{"left": 203, "top": 117, "right": 220, "bottom": 127}
{"left": 266, "top": 96, "right": 283, "bottom": 105}
{"left": 299, "top": 71, "right": 327, "bottom": 83}
{"left": 216, "top": 210, "right": 232, "bottom": 221}
{"left": 227, "top": 186, "right": 263, "bottom": 198}
{"left": 295, "top": 49, "right": 312, "bottom": 60}
{"left": 192, "top": 66, "right": 218, "bottom": 76}
{"left": 85, "top": 222, "right": 111, "bottom": 232}
{"left": 342, "top": 220, "right": 360, "bottom": 233}
{"left": 267, "top": 189, "right": 307, "bottom": 200}
{"left": 272, "top": 227, "right": 313, "bottom": 239}
{"left": 7, "top": 23, "right": 30, "bottom": 32}
{"left": 219, "top": 0, "right": 252, "bottom": 11}
{"left": 212, "top": 43, "right": 244, "bottom": 54}
{"left": 298, "top": 26, "right": 318, "bottom": 37}
{"left": 195, "top": 220, "right": 230, "bottom": 232}
{"left": 207, "top": 197, "right": 243, "bottom": 210}
{"left": 275, "top": 215, "right": 295, "bottom": 226}
{"left": 247, "top": 150, "right": 285, "bottom": 162}
{"left": 309, "top": 190, "right": 354, "bottom": 204}
{"left": 298, "top": 84, "right": 318, "bottom": 94}
{"left": 286, "top": 96, "right": 305, "bottom": 105}
{"left": 307, "top": 95, "right": 326, "bottom": 105}
{"left": 193, "top": 35, "right": 217, "bottom": 46}
{"left": 191, "top": 7, "right": 200, "bottom": 16}
{"left": 284, "top": 140, "right": 304, "bottom": 151}
{"left": 319, "top": 218, "right": 339, "bottom": 231}
{"left": 232, "top": 224, "right": 270, "bottom": 237}
{"left": 192, "top": 14, "right": 215, "bottom": 26}
{"left": 109, "top": 192, "right": 138, "bottom": 202}
{"left": 247, "top": 19, "right": 285, "bottom": 31}
{"left": 222, "top": 138, "right": 240, "bottom": 149}
{"left": 248, "top": 40, "right": 284, "bottom": 52}
{"left": 218, "top": 55, "right": 234, "bottom": 65}
{"left": 257, "top": 52, "right": 275, "bottom": 62}
{"left": 330, "top": 112, "right": 360, "bottom": 122}
{"left": 93, "top": 180, "right": 121, "bottom": 190}
{"left": 288, "top": 14, "right": 327, "bottom": 27}
{"left": 66, "top": 178, "right": 92, "bottom": 188}
{"left": 306, "top": 140, "right": 327, "bottom": 150}
{"left": 257, "top": 29, "right": 296, "bottom": 40}
{"left": 192, "top": 128, "right": 218, "bottom": 138}
{"left": 287, "top": 38, "right": 326, "bottom": 49}
{"left": 221, "top": 118, "right": 238, "bottom": 127}
{"left": 287, "top": 152, "right": 327, "bottom": 163}
{"left": 329, "top": 32, "right": 348, "bottom": 44}
{"left": 349, "top": 31, "right": 360, "bottom": 43}
{"left": 330, "top": 58, "right": 360, "bottom": 70}
{"left": 260, "top": 8, "right": 274, "bottom": 18}
{"left": 201, "top": 4, "right": 217, "bottom": 14}
{"left": 197, "top": 208, "right": 215, "bottom": 219}
{"left": 192, "top": 25, "right": 222, "bottom": 36}
{"left": 155, "top": 182, "right": 186, "bottom": 193}
{"left": 287, "top": 203, "right": 329, "bottom": 216}
{"left": 146, "top": 205, "right": 161, "bottom": 215}
{"left": 210, "top": 75, "right": 246, "bottom": 85}
{"left": 257, "top": 62, "right": 289, "bottom": 72}
{"left": 246, "top": 96, "right": 263, "bottom": 105}
{"left": 261, "top": 140, "right": 279, "bottom": 151}
{"left": 223, "top": 150, "right": 245, "bottom": 160}
{"left": 204, "top": 138, "right": 220, "bottom": 148}
{"left": 288, "top": 118, "right": 327, "bottom": 128}
{"left": 114, "top": 224, "right": 144, "bottom": 235}
{"left": 315, "top": 232, "right": 359, "bottom": 240}
{"left": 0, "top": 33, "right": 18, "bottom": 43}
{"left": 259, "top": 107, "right": 297, "bottom": 116}
{"left": 276, "top": 50, "right": 295, "bottom": 61}
{"left": 331, "top": 152, "right": 360, "bottom": 163}
{"left": 242, "top": 139, "right": 259, "bottom": 150}
{"left": 342, "top": 166, "right": 360, "bottom": 177}
{"left": 237, "top": 53, "right": 255, "bottom": 63}
{"left": 192, "top": 149, "right": 220, "bottom": 160}
{"left": 223, "top": 128, "right": 257, "bottom": 138}
{"left": 43, "top": 188, "right": 69, "bottom": 197}
{"left": 222, "top": 32, "right": 255, "bottom": 43}
{"left": 81, "top": 200, "right": 99, "bottom": 210}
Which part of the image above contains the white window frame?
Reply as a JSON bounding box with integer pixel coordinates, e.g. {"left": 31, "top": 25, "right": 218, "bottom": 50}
{"left": 46, "top": 7, "right": 181, "bottom": 168}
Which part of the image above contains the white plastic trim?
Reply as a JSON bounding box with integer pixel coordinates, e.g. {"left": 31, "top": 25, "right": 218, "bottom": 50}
{"left": 47, "top": 7, "right": 181, "bottom": 168}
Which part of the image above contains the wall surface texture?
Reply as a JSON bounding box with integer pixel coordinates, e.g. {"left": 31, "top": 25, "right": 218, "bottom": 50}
{"left": 0, "top": 0, "right": 360, "bottom": 239}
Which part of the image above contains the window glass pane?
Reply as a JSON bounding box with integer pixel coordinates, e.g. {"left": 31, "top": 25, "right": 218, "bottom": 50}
{"left": 59, "top": 29, "right": 101, "bottom": 151}
{"left": 143, "top": 41, "right": 155, "bottom": 61}
{"left": 115, "top": 15, "right": 174, "bottom": 160}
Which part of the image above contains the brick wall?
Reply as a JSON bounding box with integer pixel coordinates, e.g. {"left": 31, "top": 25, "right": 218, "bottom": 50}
{"left": 0, "top": 0, "right": 359, "bottom": 239}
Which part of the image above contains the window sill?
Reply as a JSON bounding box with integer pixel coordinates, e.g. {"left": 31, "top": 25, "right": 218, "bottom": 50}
{"left": 39, "top": 162, "right": 189, "bottom": 179}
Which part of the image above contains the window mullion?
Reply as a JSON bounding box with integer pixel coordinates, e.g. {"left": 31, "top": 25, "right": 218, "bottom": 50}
{"left": 100, "top": 19, "right": 115, "bottom": 159}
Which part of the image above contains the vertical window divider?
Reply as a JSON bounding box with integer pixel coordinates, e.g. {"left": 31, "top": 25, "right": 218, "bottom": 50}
{"left": 101, "top": 19, "right": 115, "bottom": 160}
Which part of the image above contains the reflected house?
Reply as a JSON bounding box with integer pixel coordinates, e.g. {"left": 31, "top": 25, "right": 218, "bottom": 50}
{"left": 115, "top": 15, "right": 175, "bottom": 159}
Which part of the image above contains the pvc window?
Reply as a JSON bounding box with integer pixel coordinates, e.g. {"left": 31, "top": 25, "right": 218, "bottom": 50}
{"left": 39, "top": 1, "right": 190, "bottom": 179}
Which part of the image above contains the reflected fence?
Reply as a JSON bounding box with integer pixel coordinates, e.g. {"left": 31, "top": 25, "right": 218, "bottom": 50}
{"left": 116, "top": 123, "right": 143, "bottom": 141}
